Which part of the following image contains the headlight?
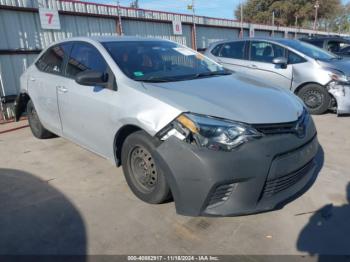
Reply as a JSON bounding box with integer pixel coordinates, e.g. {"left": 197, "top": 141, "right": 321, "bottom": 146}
{"left": 158, "top": 113, "right": 262, "bottom": 151}
{"left": 325, "top": 68, "right": 349, "bottom": 83}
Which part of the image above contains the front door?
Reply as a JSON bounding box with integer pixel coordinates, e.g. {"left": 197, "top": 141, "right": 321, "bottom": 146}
{"left": 57, "top": 42, "right": 117, "bottom": 157}
{"left": 246, "top": 41, "right": 293, "bottom": 89}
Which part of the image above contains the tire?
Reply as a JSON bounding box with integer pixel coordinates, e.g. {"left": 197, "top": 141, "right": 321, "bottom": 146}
{"left": 297, "top": 84, "right": 331, "bottom": 115}
{"left": 27, "top": 100, "right": 55, "bottom": 139}
{"left": 121, "top": 130, "right": 171, "bottom": 204}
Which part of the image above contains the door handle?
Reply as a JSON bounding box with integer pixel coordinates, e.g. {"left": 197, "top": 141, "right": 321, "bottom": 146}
{"left": 57, "top": 86, "right": 68, "bottom": 93}
{"left": 250, "top": 64, "right": 258, "bottom": 69}
{"left": 29, "top": 77, "right": 36, "bottom": 81}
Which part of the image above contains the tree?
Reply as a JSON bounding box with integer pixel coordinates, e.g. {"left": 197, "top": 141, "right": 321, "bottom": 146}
{"left": 325, "top": 3, "right": 350, "bottom": 33}
{"left": 235, "top": 0, "right": 343, "bottom": 28}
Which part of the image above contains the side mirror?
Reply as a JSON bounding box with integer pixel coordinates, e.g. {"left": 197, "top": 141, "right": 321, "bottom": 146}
{"left": 75, "top": 70, "right": 108, "bottom": 86}
{"left": 273, "top": 57, "right": 288, "bottom": 66}
{"left": 273, "top": 57, "right": 288, "bottom": 68}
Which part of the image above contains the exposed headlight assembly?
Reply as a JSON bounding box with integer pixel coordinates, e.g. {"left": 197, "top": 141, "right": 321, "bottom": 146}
{"left": 158, "top": 113, "right": 262, "bottom": 151}
{"left": 325, "top": 68, "right": 349, "bottom": 84}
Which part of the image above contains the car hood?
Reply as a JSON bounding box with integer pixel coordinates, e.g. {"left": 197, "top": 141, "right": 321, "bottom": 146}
{"left": 142, "top": 74, "right": 304, "bottom": 124}
{"left": 318, "top": 59, "right": 350, "bottom": 75}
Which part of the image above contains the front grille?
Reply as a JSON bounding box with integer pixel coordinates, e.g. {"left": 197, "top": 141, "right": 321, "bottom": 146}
{"left": 253, "top": 121, "right": 298, "bottom": 135}
{"left": 206, "top": 183, "right": 236, "bottom": 208}
{"left": 253, "top": 110, "right": 308, "bottom": 136}
{"left": 262, "top": 160, "right": 315, "bottom": 198}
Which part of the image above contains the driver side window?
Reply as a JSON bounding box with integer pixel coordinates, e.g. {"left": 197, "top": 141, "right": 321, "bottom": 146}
{"left": 66, "top": 43, "right": 108, "bottom": 78}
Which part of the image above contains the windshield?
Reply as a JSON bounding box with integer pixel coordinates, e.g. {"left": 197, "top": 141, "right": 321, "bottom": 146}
{"left": 102, "top": 41, "right": 228, "bottom": 82}
{"left": 279, "top": 40, "right": 338, "bottom": 61}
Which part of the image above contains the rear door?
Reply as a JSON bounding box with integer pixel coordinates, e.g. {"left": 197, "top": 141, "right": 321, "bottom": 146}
{"left": 57, "top": 41, "right": 117, "bottom": 157}
{"left": 210, "top": 41, "right": 249, "bottom": 74}
{"left": 28, "top": 43, "right": 71, "bottom": 135}
{"left": 245, "top": 40, "right": 293, "bottom": 89}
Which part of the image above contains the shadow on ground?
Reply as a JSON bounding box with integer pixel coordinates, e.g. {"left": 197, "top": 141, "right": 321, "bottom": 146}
{"left": 297, "top": 182, "right": 350, "bottom": 258}
{"left": 0, "top": 168, "right": 86, "bottom": 256}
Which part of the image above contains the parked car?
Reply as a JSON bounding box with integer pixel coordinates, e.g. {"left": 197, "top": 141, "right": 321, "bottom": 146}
{"left": 300, "top": 36, "right": 350, "bottom": 57}
{"left": 15, "top": 37, "right": 319, "bottom": 216}
{"left": 205, "top": 38, "right": 350, "bottom": 115}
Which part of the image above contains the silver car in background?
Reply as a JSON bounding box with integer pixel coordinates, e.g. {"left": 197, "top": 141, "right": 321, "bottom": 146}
{"left": 15, "top": 37, "right": 319, "bottom": 216}
{"left": 205, "top": 38, "right": 350, "bottom": 115}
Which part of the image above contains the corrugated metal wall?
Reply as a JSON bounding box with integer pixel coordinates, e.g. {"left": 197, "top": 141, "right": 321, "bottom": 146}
{"left": 297, "top": 33, "right": 310, "bottom": 39}
{"left": 274, "top": 31, "right": 285, "bottom": 38}
{"left": 122, "top": 19, "right": 192, "bottom": 47}
{"left": 0, "top": 9, "right": 118, "bottom": 97}
{"left": 0, "top": 54, "right": 37, "bottom": 96}
{"left": 196, "top": 26, "right": 239, "bottom": 49}
{"left": 255, "top": 29, "right": 271, "bottom": 37}
{"left": 288, "top": 32, "right": 295, "bottom": 39}
{"left": 0, "top": 9, "right": 117, "bottom": 50}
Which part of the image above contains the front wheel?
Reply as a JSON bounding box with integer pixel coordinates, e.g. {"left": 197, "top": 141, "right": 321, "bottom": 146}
{"left": 297, "top": 84, "right": 331, "bottom": 115}
{"left": 121, "top": 131, "right": 171, "bottom": 204}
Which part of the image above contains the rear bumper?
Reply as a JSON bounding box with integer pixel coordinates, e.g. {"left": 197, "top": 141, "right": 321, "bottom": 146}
{"left": 155, "top": 118, "right": 320, "bottom": 217}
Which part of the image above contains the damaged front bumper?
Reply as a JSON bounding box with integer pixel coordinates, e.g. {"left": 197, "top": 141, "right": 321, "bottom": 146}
{"left": 328, "top": 82, "right": 350, "bottom": 115}
{"left": 154, "top": 118, "right": 320, "bottom": 217}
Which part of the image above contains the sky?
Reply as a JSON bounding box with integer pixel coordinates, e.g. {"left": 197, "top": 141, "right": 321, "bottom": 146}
{"left": 80, "top": 0, "right": 350, "bottom": 20}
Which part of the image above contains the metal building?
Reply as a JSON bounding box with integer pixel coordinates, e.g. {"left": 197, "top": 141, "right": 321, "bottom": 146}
{"left": 0, "top": 0, "right": 345, "bottom": 119}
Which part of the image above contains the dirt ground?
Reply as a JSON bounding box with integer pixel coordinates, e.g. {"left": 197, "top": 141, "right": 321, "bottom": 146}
{"left": 0, "top": 114, "right": 349, "bottom": 255}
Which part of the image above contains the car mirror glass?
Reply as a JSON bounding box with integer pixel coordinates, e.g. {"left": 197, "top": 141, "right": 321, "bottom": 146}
{"left": 75, "top": 70, "right": 108, "bottom": 87}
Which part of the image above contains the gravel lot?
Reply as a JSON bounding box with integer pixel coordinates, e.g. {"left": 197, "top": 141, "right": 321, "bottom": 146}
{"left": 0, "top": 114, "right": 349, "bottom": 255}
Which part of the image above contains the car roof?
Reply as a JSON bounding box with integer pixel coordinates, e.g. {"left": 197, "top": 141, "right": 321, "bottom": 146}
{"left": 51, "top": 36, "right": 172, "bottom": 46}
{"left": 207, "top": 38, "right": 297, "bottom": 49}
{"left": 301, "top": 37, "right": 350, "bottom": 42}
{"left": 92, "top": 36, "right": 168, "bottom": 43}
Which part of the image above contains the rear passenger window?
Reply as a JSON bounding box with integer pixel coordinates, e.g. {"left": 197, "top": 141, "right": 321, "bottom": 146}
{"left": 35, "top": 44, "right": 70, "bottom": 75}
{"left": 66, "top": 43, "right": 108, "bottom": 78}
{"left": 218, "top": 41, "right": 245, "bottom": 59}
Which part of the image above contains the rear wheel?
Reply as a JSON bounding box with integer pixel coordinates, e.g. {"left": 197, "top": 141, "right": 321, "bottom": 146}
{"left": 121, "top": 131, "right": 171, "bottom": 204}
{"left": 27, "top": 100, "right": 55, "bottom": 139}
{"left": 297, "top": 84, "right": 331, "bottom": 115}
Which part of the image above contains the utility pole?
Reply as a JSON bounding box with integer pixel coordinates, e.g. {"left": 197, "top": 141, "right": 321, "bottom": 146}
{"left": 313, "top": 0, "right": 320, "bottom": 33}
{"left": 117, "top": 0, "right": 123, "bottom": 35}
{"left": 191, "top": 0, "right": 197, "bottom": 50}
{"left": 239, "top": 0, "right": 243, "bottom": 38}
{"left": 271, "top": 11, "right": 275, "bottom": 37}
{"left": 130, "top": 0, "right": 139, "bottom": 8}
{"left": 295, "top": 15, "right": 298, "bottom": 39}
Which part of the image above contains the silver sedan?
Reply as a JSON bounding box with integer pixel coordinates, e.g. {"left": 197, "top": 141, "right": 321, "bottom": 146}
{"left": 205, "top": 38, "right": 350, "bottom": 115}
{"left": 15, "top": 37, "right": 319, "bottom": 216}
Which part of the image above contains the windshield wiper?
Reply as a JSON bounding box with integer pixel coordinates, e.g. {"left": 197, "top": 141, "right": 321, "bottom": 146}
{"left": 189, "top": 71, "right": 232, "bottom": 79}
{"left": 135, "top": 76, "right": 184, "bottom": 83}
{"left": 134, "top": 71, "right": 231, "bottom": 82}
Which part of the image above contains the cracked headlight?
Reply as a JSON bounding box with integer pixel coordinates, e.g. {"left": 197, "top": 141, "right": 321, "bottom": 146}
{"left": 325, "top": 68, "right": 349, "bottom": 84}
{"left": 158, "top": 113, "right": 262, "bottom": 151}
